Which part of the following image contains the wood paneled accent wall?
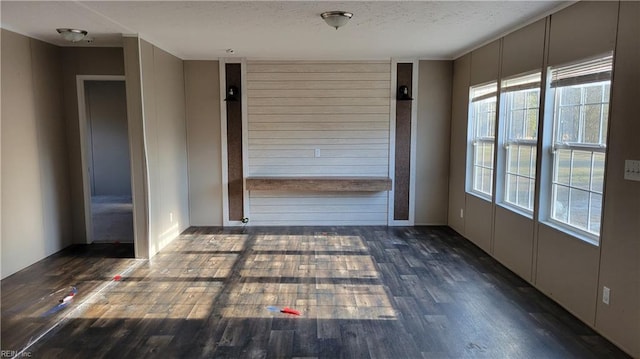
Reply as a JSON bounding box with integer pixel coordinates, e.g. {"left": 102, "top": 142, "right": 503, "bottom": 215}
{"left": 225, "top": 63, "right": 244, "bottom": 221}
{"left": 394, "top": 63, "right": 413, "bottom": 220}
{"left": 246, "top": 61, "right": 391, "bottom": 225}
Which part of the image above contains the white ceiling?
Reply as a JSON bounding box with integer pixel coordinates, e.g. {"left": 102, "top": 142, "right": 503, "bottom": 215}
{"left": 1, "top": 1, "right": 570, "bottom": 60}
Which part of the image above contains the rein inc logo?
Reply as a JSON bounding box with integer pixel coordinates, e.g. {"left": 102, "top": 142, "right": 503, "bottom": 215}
{"left": 1, "top": 351, "right": 32, "bottom": 358}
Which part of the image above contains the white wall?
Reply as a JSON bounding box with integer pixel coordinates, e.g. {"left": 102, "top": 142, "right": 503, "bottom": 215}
{"left": 245, "top": 61, "right": 391, "bottom": 225}
{"left": 1, "top": 29, "right": 71, "bottom": 279}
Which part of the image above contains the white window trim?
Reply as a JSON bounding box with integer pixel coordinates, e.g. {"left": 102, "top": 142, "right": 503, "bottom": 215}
{"left": 496, "top": 72, "right": 542, "bottom": 217}
{"left": 466, "top": 81, "right": 498, "bottom": 202}
{"left": 539, "top": 53, "right": 613, "bottom": 245}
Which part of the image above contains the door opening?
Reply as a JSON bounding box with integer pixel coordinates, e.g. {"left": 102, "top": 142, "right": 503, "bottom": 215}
{"left": 77, "top": 77, "right": 134, "bottom": 256}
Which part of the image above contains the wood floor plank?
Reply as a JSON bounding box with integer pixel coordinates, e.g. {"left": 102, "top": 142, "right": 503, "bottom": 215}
{"left": 268, "top": 330, "right": 295, "bottom": 358}
{"left": 0, "top": 227, "right": 631, "bottom": 359}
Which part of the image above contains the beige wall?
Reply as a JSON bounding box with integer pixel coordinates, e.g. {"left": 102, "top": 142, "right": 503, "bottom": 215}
{"left": 1, "top": 30, "right": 71, "bottom": 278}
{"left": 61, "top": 47, "right": 125, "bottom": 242}
{"left": 492, "top": 16, "right": 547, "bottom": 283}
{"left": 447, "top": 54, "right": 470, "bottom": 234}
{"left": 448, "top": 2, "right": 638, "bottom": 356}
{"left": 415, "top": 61, "right": 452, "bottom": 225}
{"left": 184, "top": 61, "right": 223, "bottom": 226}
{"left": 595, "top": 1, "right": 640, "bottom": 355}
{"left": 139, "top": 39, "right": 190, "bottom": 257}
{"left": 122, "top": 36, "right": 149, "bottom": 258}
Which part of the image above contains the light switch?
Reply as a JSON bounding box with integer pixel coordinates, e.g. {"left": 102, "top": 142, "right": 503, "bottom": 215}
{"left": 315, "top": 148, "right": 321, "bottom": 158}
{"left": 624, "top": 160, "right": 640, "bottom": 182}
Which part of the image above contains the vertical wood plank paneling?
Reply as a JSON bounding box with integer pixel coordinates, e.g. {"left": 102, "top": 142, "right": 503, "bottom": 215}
{"left": 226, "top": 63, "right": 244, "bottom": 221}
{"left": 394, "top": 63, "right": 413, "bottom": 220}
{"left": 246, "top": 61, "right": 391, "bottom": 225}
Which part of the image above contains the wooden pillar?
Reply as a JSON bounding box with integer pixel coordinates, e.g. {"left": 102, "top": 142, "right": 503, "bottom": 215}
{"left": 225, "top": 63, "right": 244, "bottom": 221}
{"left": 394, "top": 63, "right": 413, "bottom": 220}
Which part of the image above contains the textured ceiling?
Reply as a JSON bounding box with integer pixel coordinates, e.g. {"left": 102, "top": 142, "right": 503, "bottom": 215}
{"left": 1, "top": 1, "right": 570, "bottom": 60}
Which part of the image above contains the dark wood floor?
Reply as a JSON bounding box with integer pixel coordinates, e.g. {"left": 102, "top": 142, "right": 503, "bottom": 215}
{"left": 1, "top": 226, "right": 630, "bottom": 358}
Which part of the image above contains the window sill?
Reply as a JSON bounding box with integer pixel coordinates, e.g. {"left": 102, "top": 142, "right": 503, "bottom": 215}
{"left": 496, "top": 203, "right": 533, "bottom": 219}
{"left": 540, "top": 219, "right": 600, "bottom": 247}
{"left": 466, "top": 190, "right": 492, "bottom": 203}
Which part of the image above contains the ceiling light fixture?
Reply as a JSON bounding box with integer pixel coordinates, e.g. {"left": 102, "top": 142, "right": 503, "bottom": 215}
{"left": 320, "top": 11, "right": 353, "bottom": 30}
{"left": 56, "top": 28, "right": 88, "bottom": 42}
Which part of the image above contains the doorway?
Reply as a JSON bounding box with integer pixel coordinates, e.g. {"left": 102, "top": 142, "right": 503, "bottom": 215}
{"left": 77, "top": 76, "right": 134, "bottom": 251}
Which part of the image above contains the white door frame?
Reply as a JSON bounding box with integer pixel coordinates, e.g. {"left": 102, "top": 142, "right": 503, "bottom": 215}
{"left": 76, "top": 75, "right": 128, "bottom": 243}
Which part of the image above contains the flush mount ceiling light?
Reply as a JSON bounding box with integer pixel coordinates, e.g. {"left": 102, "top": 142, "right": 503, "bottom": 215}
{"left": 56, "top": 28, "right": 88, "bottom": 42}
{"left": 320, "top": 11, "right": 353, "bottom": 30}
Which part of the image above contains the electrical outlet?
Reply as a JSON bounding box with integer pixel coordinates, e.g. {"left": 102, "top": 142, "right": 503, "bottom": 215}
{"left": 315, "top": 148, "right": 321, "bottom": 158}
{"left": 460, "top": 209, "right": 464, "bottom": 218}
{"left": 603, "top": 286, "right": 610, "bottom": 305}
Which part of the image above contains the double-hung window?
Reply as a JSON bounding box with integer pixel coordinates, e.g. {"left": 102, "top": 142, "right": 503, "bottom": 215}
{"left": 547, "top": 54, "right": 613, "bottom": 240}
{"left": 468, "top": 82, "right": 498, "bottom": 199}
{"left": 499, "top": 73, "right": 541, "bottom": 214}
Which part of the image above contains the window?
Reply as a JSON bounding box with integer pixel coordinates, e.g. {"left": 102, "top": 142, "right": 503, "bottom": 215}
{"left": 500, "top": 73, "right": 541, "bottom": 213}
{"left": 468, "top": 82, "right": 498, "bottom": 199}
{"left": 547, "top": 54, "right": 613, "bottom": 238}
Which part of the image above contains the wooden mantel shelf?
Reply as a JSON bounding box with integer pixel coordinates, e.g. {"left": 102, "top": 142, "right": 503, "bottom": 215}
{"left": 246, "top": 176, "right": 392, "bottom": 192}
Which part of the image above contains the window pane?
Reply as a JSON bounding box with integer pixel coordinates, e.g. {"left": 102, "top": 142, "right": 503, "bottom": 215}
{"left": 469, "top": 81, "right": 497, "bottom": 199}
{"left": 474, "top": 166, "right": 481, "bottom": 192}
{"left": 584, "top": 104, "right": 602, "bottom": 144}
{"left": 547, "top": 55, "right": 612, "bottom": 239}
{"left": 517, "top": 176, "right": 530, "bottom": 209}
{"left": 474, "top": 145, "right": 483, "bottom": 166}
{"left": 527, "top": 91, "right": 539, "bottom": 109}
{"left": 589, "top": 193, "right": 603, "bottom": 234}
{"left": 485, "top": 143, "right": 494, "bottom": 169}
{"left": 530, "top": 150, "right": 537, "bottom": 178}
{"left": 602, "top": 103, "right": 609, "bottom": 141}
{"left": 585, "top": 85, "right": 603, "bottom": 104}
{"left": 569, "top": 188, "right": 589, "bottom": 230}
{"left": 561, "top": 87, "right": 581, "bottom": 105}
{"left": 509, "top": 110, "right": 525, "bottom": 139}
{"left": 592, "top": 152, "right": 605, "bottom": 193}
{"left": 513, "top": 91, "right": 525, "bottom": 109}
{"left": 558, "top": 106, "right": 580, "bottom": 143}
{"left": 553, "top": 184, "right": 569, "bottom": 222}
{"left": 500, "top": 73, "right": 540, "bottom": 213}
{"left": 518, "top": 146, "right": 531, "bottom": 177}
{"left": 506, "top": 174, "right": 517, "bottom": 204}
{"left": 555, "top": 149, "right": 571, "bottom": 185}
{"left": 571, "top": 151, "right": 592, "bottom": 190}
{"left": 525, "top": 109, "right": 538, "bottom": 139}
{"left": 528, "top": 178, "right": 535, "bottom": 210}
{"left": 507, "top": 146, "right": 518, "bottom": 174}
{"left": 482, "top": 167, "right": 493, "bottom": 194}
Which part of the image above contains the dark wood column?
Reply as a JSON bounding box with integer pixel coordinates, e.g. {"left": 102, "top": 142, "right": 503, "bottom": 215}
{"left": 225, "top": 63, "right": 244, "bottom": 221}
{"left": 394, "top": 63, "right": 413, "bottom": 220}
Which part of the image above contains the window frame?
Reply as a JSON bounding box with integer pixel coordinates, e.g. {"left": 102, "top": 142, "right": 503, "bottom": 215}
{"left": 497, "top": 72, "right": 542, "bottom": 217}
{"left": 467, "top": 81, "right": 498, "bottom": 201}
{"left": 541, "top": 53, "right": 613, "bottom": 244}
